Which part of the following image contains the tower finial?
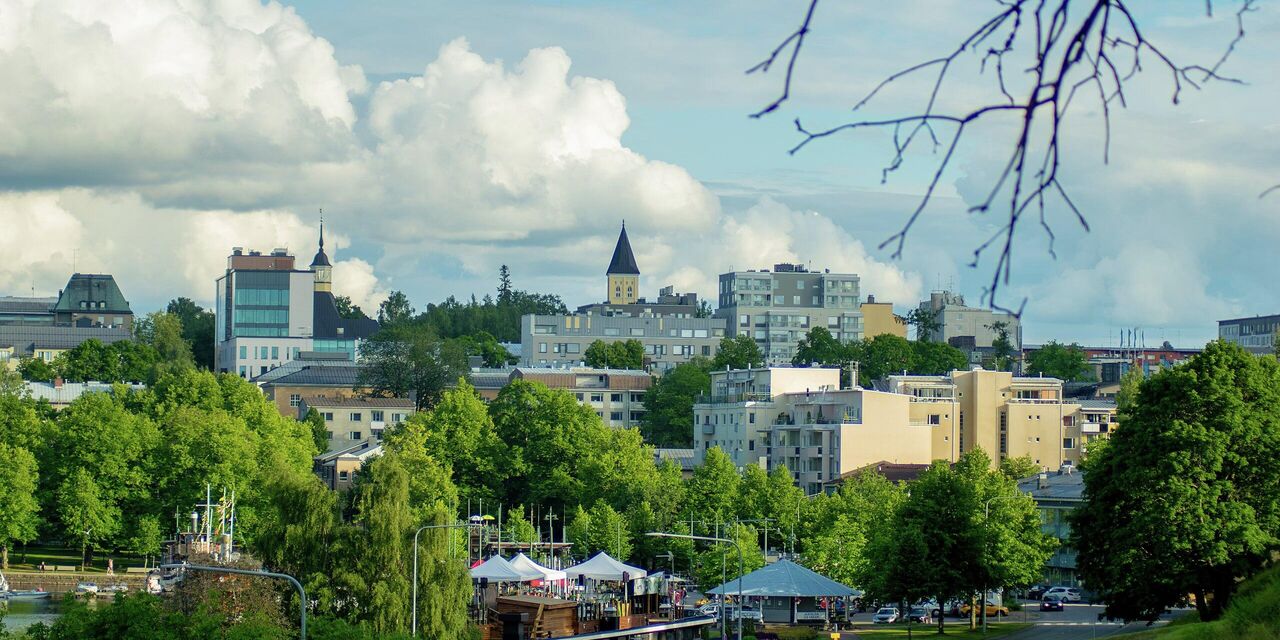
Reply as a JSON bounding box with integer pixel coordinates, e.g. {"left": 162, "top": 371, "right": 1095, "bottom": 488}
{"left": 319, "top": 210, "right": 325, "bottom": 250}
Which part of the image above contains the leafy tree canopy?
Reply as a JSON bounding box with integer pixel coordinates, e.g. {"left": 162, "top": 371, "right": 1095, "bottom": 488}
{"left": 1026, "top": 341, "right": 1092, "bottom": 381}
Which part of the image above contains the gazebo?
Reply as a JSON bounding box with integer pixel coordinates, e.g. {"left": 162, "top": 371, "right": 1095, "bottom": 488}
{"left": 706, "top": 560, "right": 857, "bottom": 624}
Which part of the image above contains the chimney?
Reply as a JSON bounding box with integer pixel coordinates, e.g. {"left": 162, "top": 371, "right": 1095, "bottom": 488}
{"left": 1037, "top": 472, "right": 1049, "bottom": 489}
{"left": 1060, "top": 463, "right": 1074, "bottom": 475}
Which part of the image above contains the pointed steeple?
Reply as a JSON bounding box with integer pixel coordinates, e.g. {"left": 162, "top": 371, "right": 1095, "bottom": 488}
{"left": 606, "top": 221, "right": 639, "bottom": 276}
{"left": 311, "top": 215, "right": 331, "bottom": 268}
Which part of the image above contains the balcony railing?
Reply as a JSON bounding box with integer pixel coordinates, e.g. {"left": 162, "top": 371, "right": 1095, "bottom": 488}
{"left": 909, "top": 396, "right": 955, "bottom": 403}
{"left": 696, "top": 392, "right": 773, "bottom": 404}
{"left": 1008, "top": 397, "right": 1062, "bottom": 404}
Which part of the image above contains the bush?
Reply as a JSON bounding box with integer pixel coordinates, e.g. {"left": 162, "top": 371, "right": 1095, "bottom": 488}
{"left": 774, "top": 627, "right": 820, "bottom": 640}
{"left": 1007, "top": 601, "right": 1022, "bottom": 611}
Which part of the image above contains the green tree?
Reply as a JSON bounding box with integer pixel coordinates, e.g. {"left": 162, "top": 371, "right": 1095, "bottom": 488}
{"left": 905, "top": 307, "right": 941, "bottom": 342}
{"left": 854, "top": 334, "right": 915, "bottom": 383}
{"left": 802, "top": 471, "right": 904, "bottom": 591}
{"left": 166, "top": 297, "right": 216, "bottom": 370}
{"left": 909, "top": 340, "right": 968, "bottom": 375}
{"left": 793, "top": 327, "right": 852, "bottom": 367}
{"left": 712, "top": 335, "right": 764, "bottom": 370}
{"left": 334, "top": 295, "right": 369, "bottom": 320}
{"left": 687, "top": 447, "right": 741, "bottom": 526}
{"left": 377, "top": 291, "right": 415, "bottom": 327}
{"left": 390, "top": 380, "right": 502, "bottom": 507}
{"left": 456, "top": 331, "right": 513, "bottom": 367}
{"left": 352, "top": 454, "right": 414, "bottom": 634}
{"left": 1026, "top": 341, "right": 1092, "bottom": 381}
{"left": 415, "top": 503, "right": 473, "bottom": 640}
{"left": 504, "top": 506, "right": 539, "bottom": 546}
{"left": 58, "top": 469, "right": 119, "bottom": 569}
{"left": 357, "top": 324, "right": 469, "bottom": 411}
{"left": 1072, "top": 341, "right": 1280, "bottom": 622}
{"left": 582, "top": 339, "right": 644, "bottom": 369}
{"left": 304, "top": 407, "right": 328, "bottom": 454}
{"left": 987, "top": 321, "right": 1016, "bottom": 372}
{"left": 0, "top": 442, "right": 39, "bottom": 569}
{"left": 998, "top": 455, "right": 1041, "bottom": 481}
{"left": 694, "top": 522, "right": 764, "bottom": 591}
{"left": 497, "top": 265, "right": 513, "bottom": 305}
{"left": 1114, "top": 365, "right": 1144, "bottom": 412}
{"left": 640, "top": 359, "right": 711, "bottom": 447}
{"left": 567, "top": 502, "right": 632, "bottom": 561}
{"left": 17, "top": 356, "right": 57, "bottom": 382}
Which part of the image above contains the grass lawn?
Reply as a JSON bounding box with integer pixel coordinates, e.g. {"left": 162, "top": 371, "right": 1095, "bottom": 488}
{"left": 4, "top": 544, "right": 151, "bottom": 573}
{"left": 850, "top": 622, "right": 1031, "bottom": 638}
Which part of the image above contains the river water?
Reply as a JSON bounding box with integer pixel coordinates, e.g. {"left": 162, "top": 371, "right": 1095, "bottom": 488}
{"left": 1, "top": 597, "right": 83, "bottom": 632}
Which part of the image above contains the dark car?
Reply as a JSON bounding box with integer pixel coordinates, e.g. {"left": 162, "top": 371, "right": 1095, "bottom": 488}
{"left": 1040, "top": 594, "right": 1065, "bottom": 612}
{"left": 1027, "top": 584, "right": 1052, "bottom": 600}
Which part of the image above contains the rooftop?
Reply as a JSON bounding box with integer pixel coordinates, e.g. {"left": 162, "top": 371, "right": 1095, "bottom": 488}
{"left": 834, "top": 461, "right": 935, "bottom": 485}
{"left": 25, "top": 380, "right": 146, "bottom": 405}
{"left": 606, "top": 223, "right": 640, "bottom": 275}
{"left": 1017, "top": 466, "right": 1086, "bottom": 502}
{"left": 51, "top": 274, "right": 132, "bottom": 314}
{"left": 315, "top": 441, "right": 383, "bottom": 464}
{"left": 0, "top": 325, "right": 132, "bottom": 352}
{"left": 1078, "top": 398, "right": 1118, "bottom": 411}
{"left": 0, "top": 296, "right": 57, "bottom": 314}
{"left": 258, "top": 365, "right": 364, "bottom": 387}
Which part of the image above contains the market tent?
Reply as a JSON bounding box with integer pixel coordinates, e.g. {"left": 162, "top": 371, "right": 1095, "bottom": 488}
{"left": 564, "top": 552, "right": 647, "bottom": 581}
{"left": 509, "top": 553, "right": 567, "bottom": 582}
{"left": 470, "top": 555, "right": 528, "bottom": 582}
{"left": 705, "top": 560, "right": 855, "bottom": 597}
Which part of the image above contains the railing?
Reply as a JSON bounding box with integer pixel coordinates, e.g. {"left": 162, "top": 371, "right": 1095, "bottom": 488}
{"left": 909, "top": 396, "right": 955, "bottom": 403}
{"left": 1007, "top": 398, "right": 1062, "bottom": 404}
{"left": 695, "top": 392, "right": 773, "bottom": 404}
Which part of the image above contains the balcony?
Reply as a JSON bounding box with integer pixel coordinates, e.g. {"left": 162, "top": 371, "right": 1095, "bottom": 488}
{"left": 1081, "top": 422, "right": 1101, "bottom": 434}
{"left": 1008, "top": 397, "right": 1062, "bottom": 405}
{"left": 696, "top": 392, "right": 773, "bottom": 405}
{"left": 701, "top": 424, "right": 715, "bottom": 435}
{"left": 909, "top": 396, "right": 955, "bottom": 403}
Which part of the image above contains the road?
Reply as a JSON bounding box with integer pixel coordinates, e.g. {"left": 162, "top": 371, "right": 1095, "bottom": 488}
{"left": 844, "top": 601, "right": 1181, "bottom": 639}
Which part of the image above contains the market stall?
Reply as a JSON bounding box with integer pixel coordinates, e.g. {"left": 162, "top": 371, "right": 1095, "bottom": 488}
{"left": 705, "top": 559, "right": 856, "bottom": 625}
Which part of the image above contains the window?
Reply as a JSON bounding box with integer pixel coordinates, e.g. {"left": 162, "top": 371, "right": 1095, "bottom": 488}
{"left": 271, "top": 346, "right": 279, "bottom": 359}
{"left": 238, "top": 365, "right": 246, "bottom": 378}
{"left": 630, "top": 328, "right": 645, "bottom": 336}
{"left": 796, "top": 281, "right": 803, "bottom": 290}
{"left": 694, "top": 329, "right": 708, "bottom": 338}
{"left": 533, "top": 324, "right": 554, "bottom": 334}
{"left": 372, "top": 429, "right": 384, "bottom": 441}
{"left": 567, "top": 343, "right": 581, "bottom": 354}
{"left": 792, "top": 295, "right": 801, "bottom": 305}
{"left": 339, "top": 471, "right": 349, "bottom": 481}
{"left": 681, "top": 329, "right": 693, "bottom": 338}
{"left": 1063, "top": 415, "right": 1074, "bottom": 426}
{"left": 350, "top": 431, "right": 363, "bottom": 440}
{"left": 371, "top": 410, "right": 384, "bottom": 421}
{"left": 576, "top": 393, "right": 585, "bottom": 401}
{"left": 323, "top": 412, "right": 334, "bottom": 421}
{"left": 749, "top": 413, "right": 756, "bottom": 424}
{"left": 289, "top": 394, "right": 301, "bottom": 407}
{"left": 702, "top": 345, "right": 711, "bottom": 356}
{"left": 739, "top": 314, "right": 750, "bottom": 327}
{"left": 604, "top": 328, "right": 621, "bottom": 336}
{"left": 1063, "top": 437, "right": 1076, "bottom": 449}
{"left": 392, "top": 413, "right": 405, "bottom": 423}
{"left": 591, "top": 394, "right": 603, "bottom": 403}
{"left": 812, "top": 296, "right": 819, "bottom": 305}
{"left": 749, "top": 440, "right": 755, "bottom": 451}
{"left": 610, "top": 411, "right": 623, "bottom": 421}
{"left": 928, "top": 414, "right": 941, "bottom": 425}
{"left": 114, "top": 316, "right": 123, "bottom": 326}
{"left": 539, "top": 342, "right": 548, "bottom": 353}
{"left": 326, "top": 430, "right": 333, "bottom": 440}
{"left": 239, "top": 345, "right": 247, "bottom": 359}
{"left": 610, "top": 393, "right": 623, "bottom": 402}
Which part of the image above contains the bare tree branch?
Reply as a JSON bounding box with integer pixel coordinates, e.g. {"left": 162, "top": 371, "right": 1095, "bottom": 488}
{"left": 750, "top": 0, "right": 1255, "bottom": 312}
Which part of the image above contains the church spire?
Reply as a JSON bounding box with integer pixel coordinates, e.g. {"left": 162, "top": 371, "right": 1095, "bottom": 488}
{"left": 606, "top": 222, "right": 639, "bottom": 276}
{"left": 310, "top": 215, "right": 331, "bottom": 268}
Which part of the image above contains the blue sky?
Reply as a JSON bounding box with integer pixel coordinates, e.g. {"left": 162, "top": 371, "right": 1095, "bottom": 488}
{"left": 1, "top": 0, "right": 1276, "bottom": 347}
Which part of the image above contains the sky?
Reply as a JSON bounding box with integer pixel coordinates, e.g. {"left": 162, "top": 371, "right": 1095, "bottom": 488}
{"left": 1, "top": 0, "right": 1277, "bottom": 348}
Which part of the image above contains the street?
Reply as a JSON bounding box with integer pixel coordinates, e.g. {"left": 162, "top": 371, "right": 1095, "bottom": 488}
{"left": 843, "top": 602, "right": 1181, "bottom": 639}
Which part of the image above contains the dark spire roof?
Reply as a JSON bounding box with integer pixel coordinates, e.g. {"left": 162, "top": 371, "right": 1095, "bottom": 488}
{"left": 311, "top": 217, "right": 331, "bottom": 267}
{"left": 606, "top": 222, "right": 639, "bottom": 275}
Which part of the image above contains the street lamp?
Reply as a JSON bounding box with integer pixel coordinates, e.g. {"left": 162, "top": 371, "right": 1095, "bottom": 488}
{"left": 981, "top": 495, "right": 1025, "bottom": 635}
{"left": 161, "top": 563, "right": 306, "bottom": 639}
{"left": 413, "top": 522, "right": 478, "bottom": 637}
{"left": 647, "top": 531, "right": 743, "bottom": 640}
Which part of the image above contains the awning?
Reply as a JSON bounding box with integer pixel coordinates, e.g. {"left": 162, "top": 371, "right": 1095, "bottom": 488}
{"left": 706, "top": 560, "right": 856, "bottom": 597}
{"left": 470, "top": 555, "right": 529, "bottom": 582}
{"left": 564, "top": 552, "right": 647, "bottom": 581}
{"left": 509, "top": 553, "right": 567, "bottom": 582}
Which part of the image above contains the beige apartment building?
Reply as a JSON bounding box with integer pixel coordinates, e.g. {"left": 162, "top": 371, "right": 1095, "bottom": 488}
{"left": 511, "top": 366, "right": 652, "bottom": 428}
{"left": 298, "top": 396, "right": 414, "bottom": 454}
{"left": 859, "top": 296, "right": 907, "bottom": 338}
{"left": 697, "top": 366, "right": 1118, "bottom": 492}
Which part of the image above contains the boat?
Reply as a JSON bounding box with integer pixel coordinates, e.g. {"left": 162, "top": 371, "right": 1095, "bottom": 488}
{"left": 0, "top": 571, "right": 8, "bottom": 592}
{"left": 99, "top": 583, "right": 129, "bottom": 596}
{"left": 2, "top": 589, "right": 52, "bottom": 600}
{"left": 75, "top": 581, "right": 99, "bottom": 596}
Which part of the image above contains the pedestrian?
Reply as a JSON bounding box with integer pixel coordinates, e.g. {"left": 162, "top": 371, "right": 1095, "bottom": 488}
{"left": 40, "top": 560, "right": 46, "bottom": 572}
{"left": 108, "top": 558, "right": 114, "bottom": 575}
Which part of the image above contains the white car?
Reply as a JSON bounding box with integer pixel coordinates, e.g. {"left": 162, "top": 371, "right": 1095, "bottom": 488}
{"left": 1044, "top": 586, "right": 1082, "bottom": 602}
{"left": 872, "top": 607, "right": 900, "bottom": 624}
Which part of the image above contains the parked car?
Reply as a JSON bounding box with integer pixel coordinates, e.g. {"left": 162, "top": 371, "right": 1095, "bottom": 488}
{"left": 727, "top": 606, "right": 763, "bottom": 622}
{"left": 959, "top": 601, "right": 1010, "bottom": 617}
{"left": 872, "top": 607, "right": 900, "bottom": 624}
{"left": 697, "top": 604, "right": 719, "bottom": 617}
{"left": 907, "top": 607, "right": 932, "bottom": 624}
{"left": 1044, "top": 587, "right": 1082, "bottom": 602}
{"left": 1040, "top": 594, "right": 1065, "bottom": 612}
{"left": 1027, "top": 584, "right": 1052, "bottom": 600}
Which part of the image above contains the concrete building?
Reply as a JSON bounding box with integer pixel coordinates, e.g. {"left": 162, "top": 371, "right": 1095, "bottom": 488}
{"left": 886, "top": 368, "right": 1085, "bottom": 470}
{"left": 692, "top": 367, "right": 837, "bottom": 469}
{"left": 214, "top": 222, "right": 379, "bottom": 378}
{"left": 0, "top": 325, "right": 132, "bottom": 372}
{"left": 714, "top": 264, "right": 864, "bottom": 365}
{"left": 255, "top": 352, "right": 367, "bottom": 417}
{"left": 298, "top": 395, "right": 414, "bottom": 454}
{"left": 917, "top": 290, "right": 1022, "bottom": 360}
{"left": 1218, "top": 314, "right": 1280, "bottom": 355}
{"left": 314, "top": 441, "right": 382, "bottom": 491}
{"left": 511, "top": 366, "right": 651, "bottom": 428}
{"left": 859, "top": 296, "right": 907, "bottom": 338}
{"left": 520, "top": 314, "right": 725, "bottom": 372}
{"left": 576, "top": 286, "right": 703, "bottom": 318}
{"left": 1018, "top": 466, "right": 1086, "bottom": 585}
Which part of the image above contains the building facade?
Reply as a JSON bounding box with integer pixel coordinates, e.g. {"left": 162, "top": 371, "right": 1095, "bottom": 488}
{"left": 918, "top": 290, "right": 1022, "bottom": 355}
{"left": 0, "top": 325, "right": 133, "bottom": 372}
{"left": 255, "top": 353, "right": 367, "bottom": 416}
{"left": 511, "top": 366, "right": 651, "bottom": 428}
{"left": 214, "top": 223, "right": 379, "bottom": 378}
{"left": 314, "top": 441, "right": 383, "bottom": 491}
{"left": 298, "top": 395, "right": 414, "bottom": 454}
{"left": 520, "top": 313, "right": 725, "bottom": 372}
{"left": 714, "top": 264, "right": 864, "bottom": 365}
{"left": 859, "top": 296, "right": 906, "bottom": 338}
{"left": 1018, "top": 466, "right": 1086, "bottom": 585}
{"left": 1218, "top": 314, "right": 1280, "bottom": 355}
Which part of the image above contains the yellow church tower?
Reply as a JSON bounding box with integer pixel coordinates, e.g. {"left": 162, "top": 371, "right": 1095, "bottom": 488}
{"left": 606, "top": 222, "right": 640, "bottom": 304}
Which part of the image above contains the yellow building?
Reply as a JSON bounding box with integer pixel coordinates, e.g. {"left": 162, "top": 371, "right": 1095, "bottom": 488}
{"left": 606, "top": 223, "right": 640, "bottom": 304}
{"left": 859, "top": 297, "right": 907, "bottom": 338}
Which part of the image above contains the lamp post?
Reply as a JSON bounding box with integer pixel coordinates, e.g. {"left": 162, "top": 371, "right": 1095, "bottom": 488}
{"left": 413, "top": 522, "right": 478, "bottom": 637}
{"left": 647, "top": 531, "right": 743, "bottom": 640}
{"left": 161, "top": 563, "right": 306, "bottom": 639}
{"left": 982, "top": 495, "right": 1024, "bottom": 635}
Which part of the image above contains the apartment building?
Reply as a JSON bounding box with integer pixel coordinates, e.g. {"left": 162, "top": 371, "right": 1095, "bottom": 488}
{"left": 886, "top": 368, "right": 1086, "bottom": 470}
{"left": 1217, "top": 314, "right": 1280, "bottom": 355}
{"left": 298, "top": 396, "right": 414, "bottom": 454}
{"left": 714, "top": 264, "right": 864, "bottom": 365}
{"left": 693, "top": 367, "right": 836, "bottom": 468}
{"left": 0, "top": 273, "right": 137, "bottom": 371}
{"left": 917, "top": 290, "right": 1022, "bottom": 357}
{"left": 511, "top": 366, "right": 651, "bottom": 428}
{"left": 859, "top": 295, "right": 907, "bottom": 338}
{"left": 255, "top": 352, "right": 367, "bottom": 416}
{"left": 214, "top": 222, "right": 379, "bottom": 377}
{"left": 314, "top": 441, "right": 382, "bottom": 491}
{"left": 0, "top": 325, "right": 132, "bottom": 372}
{"left": 520, "top": 313, "right": 725, "bottom": 372}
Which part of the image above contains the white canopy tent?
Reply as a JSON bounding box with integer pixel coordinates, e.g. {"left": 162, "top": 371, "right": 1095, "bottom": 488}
{"left": 470, "top": 555, "right": 528, "bottom": 582}
{"left": 564, "top": 552, "right": 647, "bottom": 581}
{"left": 509, "top": 553, "right": 567, "bottom": 582}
